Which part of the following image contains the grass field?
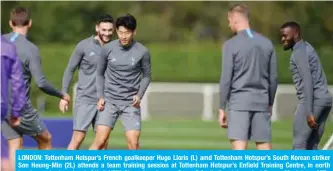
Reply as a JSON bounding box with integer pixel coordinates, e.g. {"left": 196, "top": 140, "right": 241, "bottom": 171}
{"left": 45, "top": 115, "right": 332, "bottom": 150}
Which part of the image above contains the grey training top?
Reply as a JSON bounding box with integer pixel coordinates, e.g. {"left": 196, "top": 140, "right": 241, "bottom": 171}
{"left": 3, "top": 32, "right": 63, "bottom": 107}
{"left": 219, "top": 29, "right": 278, "bottom": 112}
{"left": 290, "top": 40, "right": 332, "bottom": 115}
{"left": 62, "top": 36, "right": 102, "bottom": 104}
{"left": 97, "top": 39, "right": 151, "bottom": 105}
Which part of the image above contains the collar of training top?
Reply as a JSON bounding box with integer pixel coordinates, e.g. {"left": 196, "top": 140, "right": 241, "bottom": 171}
{"left": 292, "top": 39, "right": 304, "bottom": 50}
{"left": 237, "top": 28, "right": 254, "bottom": 38}
{"left": 118, "top": 39, "right": 136, "bottom": 50}
{"left": 91, "top": 35, "right": 101, "bottom": 45}
{"left": 10, "top": 32, "right": 25, "bottom": 39}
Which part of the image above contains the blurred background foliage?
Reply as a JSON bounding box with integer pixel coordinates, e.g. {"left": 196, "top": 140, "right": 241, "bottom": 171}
{"left": 2, "top": 1, "right": 333, "bottom": 45}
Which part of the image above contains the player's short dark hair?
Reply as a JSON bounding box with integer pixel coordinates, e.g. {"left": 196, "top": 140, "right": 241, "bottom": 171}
{"left": 97, "top": 14, "right": 114, "bottom": 24}
{"left": 228, "top": 3, "right": 249, "bottom": 19}
{"left": 116, "top": 14, "right": 136, "bottom": 31}
{"left": 10, "top": 7, "right": 30, "bottom": 26}
{"left": 280, "top": 21, "right": 301, "bottom": 33}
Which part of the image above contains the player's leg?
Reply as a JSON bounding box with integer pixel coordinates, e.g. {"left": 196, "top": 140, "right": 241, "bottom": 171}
{"left": 14, "top": 104, "right": 53, "bottom": 150}
{"left": 293, "top": 103, "right": 313, "bottom": 150}
{"left": 227, "top": 110, "right": 251, "bottom": 150}
{"left": 125, "top": 130, "right": 140, "bottom": 149}
{"left": 89, "top": 125, "right": 112, "bottom": 150}
{"left": 251, "top": 111, "right": 272, "bottom": 150}
{"left": 1, "top": 121, "right": 23, "bottom": 170}
{"left": 120, "top": 106, "right": 142, "bottom": 150}
{"left": 8, "top": 138, "right": 23, "bottom": 170}
{"left": 91, "top": 130, "right": 109, "bottom": 150}
{"left": 67, "top": 131, "right": 85, "bottom": 150}
{"left": 89, "top": 103, "right": 119, "bottom": 150}
{"left": 307, "top": 105, "right": 332, "bottom": 149}
{"left": 102, "top": 140, "right": 109, "bottom": 149}
{"left": 1, "top": 158, "right": 11, "bottom": 171}
{"left": 34, "top": 130, "right": 52, "bottom": 149}
{"left": 91, "top": 111, "right": 109, "bottom": 150}
{"left": 1, "top": 133, "right": 13, "bottom": 171}
{"left": 67, "top": 104, "right": 97, "bottom": 150}
{"left": 19, "top": 114, "right": 52, "bottom": 150}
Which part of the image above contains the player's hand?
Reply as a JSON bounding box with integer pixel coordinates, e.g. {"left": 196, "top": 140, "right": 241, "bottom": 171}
{"left": 9, "top": 116, "right": 20, "bottom": 127}
{"left": 132, "top": 95, "right": 141, "bottom": 109}
{"left": 59, "top": 99, "right": 69, "bottom": 113}
{"left": 97, "top": 98, "right": 105, "bottom": 111}
{"left": 219, "top": 109, "right": 228, "bottom": 128}
{"left": 62, "top": 93, "right": 71, "bottom": 103}
{"left": 307, "top": 115, "right": 318, "bottom": 129}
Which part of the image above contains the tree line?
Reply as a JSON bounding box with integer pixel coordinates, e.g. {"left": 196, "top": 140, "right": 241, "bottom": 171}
{"left": 1, "top": 1, "right": 333, "bottom": 46}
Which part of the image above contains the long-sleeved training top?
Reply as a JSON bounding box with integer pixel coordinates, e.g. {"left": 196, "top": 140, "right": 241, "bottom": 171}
{"left": 290, "top": 40, "right": 332, "bottom": 115}
{"left": 1, "top": 36, "right": 27, "bottom": 119}
{"left": 96, "top": 39, "right": 151, "bottom": 105}
{"left": 3, "top": 32, "right": 63, "bottom": 105}
{"left": 219, "top": 29, "right": 278, "bottom": 112}
{"left": 62, "top": 36, "right": 101, "bottom": 104}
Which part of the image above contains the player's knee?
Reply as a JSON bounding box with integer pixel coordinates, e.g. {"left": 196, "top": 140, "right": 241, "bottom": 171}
{"left": 36, "top": 131, "right": 52, "bottom": 145}
{"left": 231, "top": 139, "right": 247, "bottom": 150}
{"left": 44, "top": 132, "right": 52, "bottom": 143}
{"left": 8, "top": 138, "right": 22, "bottom": 149}
{"left": 126, "top": 139, "right": 139, "bottom": 149}
{"left": 256, "top": 142, "right": 272, "bottom": 150}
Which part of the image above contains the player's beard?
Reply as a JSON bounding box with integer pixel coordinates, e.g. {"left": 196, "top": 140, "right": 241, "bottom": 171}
{"left": 283, "top": 39, "right": 295, "bottom": 50}
{"left": 98, "top": 33, "right": 111, "bottom": 44}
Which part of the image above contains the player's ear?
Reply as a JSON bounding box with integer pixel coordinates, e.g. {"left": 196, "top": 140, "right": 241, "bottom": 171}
{"left": 9, "top": 20, "right": 13, "bottom": 28}
{"left": 28, "top": 19, "right": 32, "bottom": 28}
{"left": 95, "top": 24, "right": 99, "bottom": 33}
{"left": 133, "top": 30, "right": 136, "bottom": 36}
{"left": 294, "top": 32, "right": 300, "bottom": 40}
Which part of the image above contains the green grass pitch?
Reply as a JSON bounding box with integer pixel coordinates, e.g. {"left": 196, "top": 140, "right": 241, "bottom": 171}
{"left": 65, "top": 118, "right": 332, "bottom": 150}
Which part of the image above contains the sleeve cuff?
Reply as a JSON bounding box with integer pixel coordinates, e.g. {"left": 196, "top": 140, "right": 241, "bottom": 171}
{"left": 58, "top": 91, "right": 64, "bottom": 99}
{"left": 98, "top": 93, "right": 104, "bottom": 99}
{"left": 62, "top": 88, "right": 69, "bottom": 94}
{"left": 137, "top": 92, "right": 144, "bottom": 99}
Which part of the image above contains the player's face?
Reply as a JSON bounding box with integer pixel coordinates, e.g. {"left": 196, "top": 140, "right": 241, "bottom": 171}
{"left": 117, "top": 26, "right": 135, "bottom": 46}
{"left": 96, "top": 22, "right": 114, "bottom": 43}
{"left": 280, "top": 27, "right": 295, "bottom": 50}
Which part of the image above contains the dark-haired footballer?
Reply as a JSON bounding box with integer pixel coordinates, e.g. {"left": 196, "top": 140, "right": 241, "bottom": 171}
{"left": 90, "top": 14, "right": 151, "bottom": 150}
{"left": 280, "top": 21, "right": 332, "bottom": 150}
{"left": 60, "top": 14, "right": 115, "bottom": 150}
